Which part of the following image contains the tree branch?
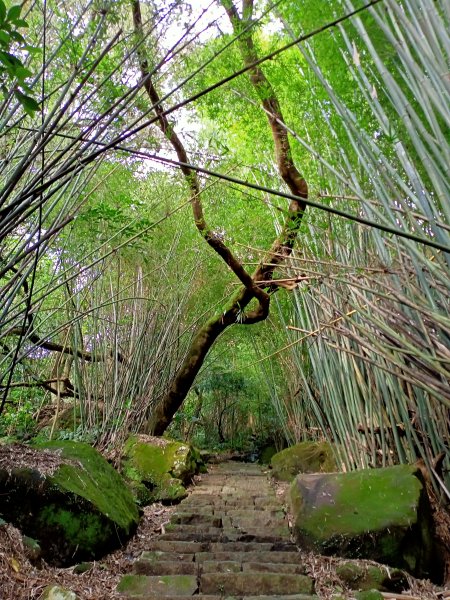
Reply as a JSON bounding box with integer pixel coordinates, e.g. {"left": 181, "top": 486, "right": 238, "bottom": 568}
{"left": 0, "top": 377, "right": 76, "bottom": 398}
{"left": 132, "top": 0, "right": 268, "bottom": 310}
{"left": 6, "top": 328, "right": 124, "bottom": 363}
{"left": 221, "top": 0, "right": 307, "bottom": 285}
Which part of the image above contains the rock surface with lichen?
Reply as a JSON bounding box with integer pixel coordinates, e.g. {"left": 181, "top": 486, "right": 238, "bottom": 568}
{"left": 41, "top": 585, "right": 79, "bottom": 600}
{"left": 0, "top": 441, "right": 139, "bottom": 566}
{"left": 290, "top": 464, "right": 441, "bottom": 582}
{"left": 120, "top": 435, "right": 204, "bottom": 505}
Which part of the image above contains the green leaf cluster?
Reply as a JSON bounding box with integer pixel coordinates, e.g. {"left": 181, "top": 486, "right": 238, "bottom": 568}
{"left": 0, "top": 0, "right": 39, "bottom": 114}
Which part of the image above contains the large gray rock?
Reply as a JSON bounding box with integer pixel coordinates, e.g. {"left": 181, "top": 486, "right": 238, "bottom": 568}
{"left": 290, "top": 464, "right": 440, "bottom": 581}
{"left": 0, "top": 441, "right": 139, "bottom": 566}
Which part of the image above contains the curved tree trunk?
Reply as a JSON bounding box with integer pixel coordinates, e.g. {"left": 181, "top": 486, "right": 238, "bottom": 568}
{"left": 132, "top": 0, "right": 308, "bottom": 435}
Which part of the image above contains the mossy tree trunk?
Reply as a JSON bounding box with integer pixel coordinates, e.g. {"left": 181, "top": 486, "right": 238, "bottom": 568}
{"left": 132, "top": 0, "right": 308, "bottom": 435}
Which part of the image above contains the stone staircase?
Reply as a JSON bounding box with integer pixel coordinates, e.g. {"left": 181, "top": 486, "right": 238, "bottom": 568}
{"left": 117, "top": 461, "right": 317, "bottom": 599}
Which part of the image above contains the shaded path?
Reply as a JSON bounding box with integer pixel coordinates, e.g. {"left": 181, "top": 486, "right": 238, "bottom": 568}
{"left": 118, "top": 461, "right": 316, "bottom": 598}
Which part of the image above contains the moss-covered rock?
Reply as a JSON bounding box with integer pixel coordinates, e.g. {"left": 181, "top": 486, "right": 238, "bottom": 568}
{"left": 290, "top": 465, "right": 440, "bottom": 581}
{"left": 41, "top": 585, "right": 79, "bottom": 600}
{"left": 271, "top": 441, "right": 336, "bottom": 481}
{"left": 121, "top": 435, "right": 204, "bottom": 505}
{"left": 0, "top": 441, "right": 139, "bottom": 566}
{"left": 336, "top": 562, "right": 408, "bottom": 592}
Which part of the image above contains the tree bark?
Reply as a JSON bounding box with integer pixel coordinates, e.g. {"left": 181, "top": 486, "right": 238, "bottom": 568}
{"left": 132, "top": 0, "right": 307, "bottom": 435}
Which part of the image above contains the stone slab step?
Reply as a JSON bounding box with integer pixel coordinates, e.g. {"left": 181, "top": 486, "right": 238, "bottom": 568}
{"left": 195, "top": 551, "right": 302, "bottom": 563}
{"left": 146, "top": 540, "right": 208, "bottom": 553}
{"left": 199, "top": 572, "right": 315, "bottom": 596}
{"left": 224, "top": 515, "right": 286, "bottom": 527}
{"left": 200, "top": 560, "right": 241, "bottom": 573}
{"left": 221, "top": 531, "right": 291, "bottom": 543}
{"left": 117, "top": 574, "right": 198, "bottom": 597}
{"left": 223, "top": 509, "right": 285, "bottom": 519}
{"left": 242, "top": 596, "right": 319, "bottom": 600}
{"left": 209, "top": 542, "right": 273, "bottom": 552}
{"left": 133, "top": 560, "right": 197, "bottom": 576}
{"left": 171, "top": 513, "right": 222, "bottom": 526}
{"left": 241, "top": 562, "right": 307, "bottom": 574}
{"left": 180, "top": 500, "right": 273, "bottom": 511}
{"left": 165, "top": 523, "right": 221, "bottom": 533}
{"left": 119, "top": 596, "right": 317, "bottom": 600}
{"left": 137, "top": 551, "right": 195, "bottom": 564}
{"left": 160, "top": 531, "right": 224, "bottom": 542}
{"left": 198, "top": 561, "right": 307, "bottom": 575}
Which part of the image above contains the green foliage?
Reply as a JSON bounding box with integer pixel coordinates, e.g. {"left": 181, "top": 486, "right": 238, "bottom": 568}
{"left": 0, "top": 0, "right": 39, "bottom": 113}
{"left": 0, "top": 396, "right": 38, "bottom": 439}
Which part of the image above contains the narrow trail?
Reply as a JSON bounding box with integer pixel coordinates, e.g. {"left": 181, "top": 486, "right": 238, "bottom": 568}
{"left": 118, "top": 461, "right": 317, "bottom": 598}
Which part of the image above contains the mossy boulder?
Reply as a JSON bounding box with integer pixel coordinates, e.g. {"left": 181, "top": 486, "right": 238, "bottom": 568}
{"left": 41, "top": 585, "right": 79, "bottom": 600}
{"left": 121, "top": 435, "right": 204, "bottom": 505}
{"left": 335, "top": 562, "right": 408, "bottom": 592}
{"left": 271, "top": 441, "right": 336, "bottom": 481}
{"left": 290, "top": 465, "right": 440, "bottom": 581}
{"left": 0, "top": 441, "right": 139, "bottom": 566}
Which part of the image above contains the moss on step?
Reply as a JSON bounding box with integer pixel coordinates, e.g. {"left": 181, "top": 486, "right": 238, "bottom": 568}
{"left": 117, "top": 574, "right": 198, "bottom": 596}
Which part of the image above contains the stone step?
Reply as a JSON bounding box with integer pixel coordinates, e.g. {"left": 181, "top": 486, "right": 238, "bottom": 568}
{"left": 146, "top": 540, "right": 208, "bottom": 553}
{"left": 165, "top": 523, "right": 221, "bottom": 533}
{"left": 118, "top": 462, "right": 312, "bottom": 599}
{"left": 220, "top": 531, "right": 291, "bottom": 543}
{"left": 223, "top": 515, "right": 286, "bottom": 527}
{"left": 180, "top": 501, "right": 272, "bottom": 512}
{"left": 195, "top": 551, "right": 302, "bottom": 563}
{"left": 117, "top": 574, "right": 198, "bottom": 597}
{"left": 133, "top": 560, "right": 198, "bottom": 576}
{"left": 159, "top": 531, "right": 224, "bottom": 542}
{"left": 241, "top": 562, "right": 307, "bottom": 574}
{"left": 199, "top": 572, "right": 315, "bottom": 596}
{"left": 159, "top": 529, "right": 223, "bottom": 552}
{"left": 137, "top": 550, "right": 195, "bottom": 563}
{"left": 119, "top": 594, "right": 317, "bottom": 600}
{"left": 160, "top": 531, "right": 291, "bottom": 543}
{"left": 199, "top": 560, "right": 241, "bottom": 573}
{"left": 209, "top": 541, "right": 274, "bottom": 552}
{"left": 223, "top": 509, "right": 285, "bottom": 519}
{"left": 199, "top": 560, "right": 307, "bottom": 575}
{"left": 171, "top": 512, "right": 222, "bottom": 526}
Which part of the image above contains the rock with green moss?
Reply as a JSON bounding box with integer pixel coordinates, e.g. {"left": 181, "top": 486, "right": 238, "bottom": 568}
{"left": 0, "top": 441, "right": 139, "bottom": 566}
{"left": 121, "top": 435, "right": 204, "bottom": 505}
{"left": 290, "top": 465, "right": 440, "bottom": 581}
{"left": 22, "top": 535, "right": 42, "bottom": 564}
{"left": 40, "top": 585, "right": 79, "bottom": 599}
{"left": 336, "top": 562, "right": 408, "bottom": 592}
{"left": 271, "top": 441, "right": 336, "bottom": 481}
